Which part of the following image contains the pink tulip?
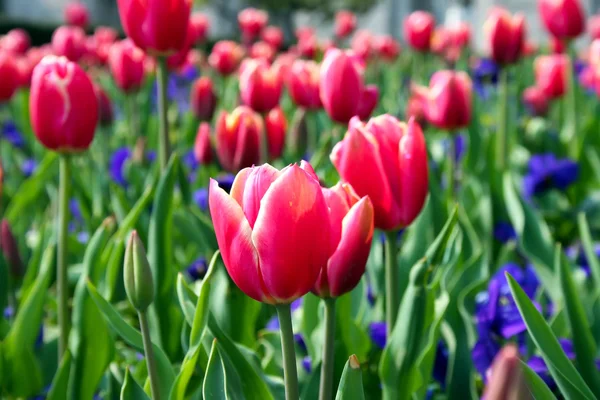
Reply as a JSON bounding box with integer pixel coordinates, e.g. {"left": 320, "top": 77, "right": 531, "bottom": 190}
{"left": 335, "top": 10, "right": 357, "bottom": 39}
{"left": 484, "top": 8, "right": 526, "bottom": 65}
{"left": 288, "top": 59, "right": 321, "bottom": 110}
{"left": 52, "top": 25, "right": 86, "bottom": 62}
{"left": 108, "top": 39, "right": 146, "bottom": 94}
{"left": 194, "top": 122, "right": 213, "bottom": 164}
{"left": 215, "top": 106, "right": 263, "bottom": 172}
{"left": 239, "top": 59, "right": 283, "bottom": 113}
{"left": 0, "top": 51, "right": 20, "bottom": 102}
{"left": 539, "top": 0, "right": 585, "bottom": 40}
{"left": 404, "top": 11, "right": 436, "bottom": 52}
{"left": 534, "top": 54, "right": 568, "bottom": 99}
{"left": 65, "top": 1, "right": 90, "bottom": 29}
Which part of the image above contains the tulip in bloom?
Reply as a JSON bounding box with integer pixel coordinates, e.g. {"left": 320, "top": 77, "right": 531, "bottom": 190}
{"left": 209, "top": 161, "right": 331, "bottom": 303}
{"left": 484, "top": 8, "right": 526, "bottom": 65}
{"left": 534, "top": 55, "right": 568, "bottom": 99}
{"left": 190, "top": 76, "right": 217, "bottom": 121}
{"left": 194, "top": 122, "right": 213, "bottom": 164}
{"left": 373, "top": 35, "right": 401, "bottom": 61}
{"left": 30, "top": 55, "right": 98, "bottom": 152}
{"left": 65, "top": 1, "right": 90, "bottom": 28}
{"left": 108, "top": 39, "right": 146, "bottom": 94}
{"left": 404, "top": 11, "right": 436, "bottom": 52}
{"left": 238, "top": 8, "right": 268, "bottom": 43}
{"left": 357, "top": 85, "right": 379, "bottom": 121}
{"left": 0, "top": 52, "right": 20, "bottom": 102}
{"left": 52, "top": 25, "right": 86, "bottom": 62}
{"left": 288, "top": 59, "right": 321, "bottom": 110}
{"left": 331, "top": 116, "right": 428, "bottom": 231}
{"left": 261, "top": 26, "right": 284, "bottom": 50}
{"left": 539, "top": 0, "right": 585, "bottom": 40}
{"left": 189, "top": 12, "right": 210, "bottom": 45}
{"left": 0, "top": 29, "right": 30, "bottom": 55}
{"left": 523, "top": 86, "right": 549, "bottom": 116}
{"left": 209, "top": 40, "right": 244, "bottom": 76}
{"left": 590, "top": 15, "right": 600, "bottom": 40}
{"left": 266, "top": 107, "right": 286, "bottom": 160}
{"left": 313, "top": 183, "right": 374, "bottom": 297}
{"left": 117, "top": 0, "right": 191, "bottom": 55}
{"left": 335, "top": 10, "right": 357, "bottom": 39}
{"left": 216, "top": 106, "right": 263, "bottom": 172}
{"left": 239, "top": 59, "right": 283, "bottom": 113}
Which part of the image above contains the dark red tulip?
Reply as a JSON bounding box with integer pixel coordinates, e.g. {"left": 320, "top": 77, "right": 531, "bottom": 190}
{"left": 194, "top": 122, "right": 213, "bottom": 164}
{"left": 404, "top": 11, "right": 435, "bottom": 52}
{"left": 550, "top": 36, "right": 566, "bottom": 54}
{"left": 215, "top": 106, "right": 263, "bottom": 172}
{"left": 266, "top": 107, "right": 286, "bottom": 160}
{"left": 108, "top": 39, "right": 146, "bottom": 94}
{"left": 52, "top": 25, "right": 86, "bottom": 62}
{"left": 1, "top": 219, "right": 23, "bottom": 278}
{"left": 189, "top": 12, "right": 210, "bottom": 45}
{"left": 94, "top": 84, "right": 113, "bottom": 126}
{"left": 485, "top": 8, "right": 526, "bottom": 64}
{"left": 357, "top": 85, "right": 379, "bottom": 121}
{"left": 539, "top": 0, "right": 585, "bottom": 40}
{"left": 190, "top": 76, "right": 217, "bottom": 121}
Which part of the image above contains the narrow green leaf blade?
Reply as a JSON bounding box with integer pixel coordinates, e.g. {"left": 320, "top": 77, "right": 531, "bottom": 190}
{"left": 335, "top": 355, "right": 366, "bottom": 400}
{"left": 47, "top": 351, "right": 72, "bottom": 400}
{"left": 121, "top": 368, "right": 150, "bottom": 400}
{"left": 520, "top": 360, "right": 558, "bottom": 400}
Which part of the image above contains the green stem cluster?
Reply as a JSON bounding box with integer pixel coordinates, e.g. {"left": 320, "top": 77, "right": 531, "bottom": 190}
{"left": 57, "top": 155, "right": 71, "bottom": 359}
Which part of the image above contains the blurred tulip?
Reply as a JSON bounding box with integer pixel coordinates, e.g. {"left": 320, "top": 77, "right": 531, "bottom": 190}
{"left": 108, "top": 39, "right": 146, "bottom": 94}
{"left": 15, "top": 57, "right": 34, "bottom": 88}
{"left": 94, "top": 84, "right": 113, "bottom": 126}
{"left": 65, "top": 1, "right": 89, "bottom": 28}
{"left": 190, "top": 76, "right": 217, "bottom": 121}
{"left": 523, "top": 41, "right": 538, "bottom": 57}
{"left": 94, "top": 26, "right": 118, "bottom": 45}
{"left": 331, "top": 116, "right": 428, "bottom": 230}
{"left": 30, "top": 55, "right": 98, "bottom": 153}
{"left": 484, "top": 8, "right": 526, "bottom": 65}
{"left": 266, "top": 107, "right": 286, "bottom": 160}
{"left": 52, "top": 25, "right": 86, "bottom": 62}
{"left": 523, "top": 86, "right": 549, "bottom": 116}
{"left": 590, "top": 15, "right": 600, "bottom": 40}
{"left": 335, "top": 10, "right": 357, "bottom": 39}
{"left": 590, "top": 39, "right": 600, "bottom": 66}
{"left": 374, "top": 35, "right": 401, "bottom": 61}
{"left": 1, "top": 219, "right": 23, "bottom": 278}
{"left": 431, "top": 27, "right": 450, "bottom": 56}
{"left": 413, "top": 70, "right": 472, "bottom": 130}
{"left": 194, "top": 122, "right": 213, "bottom": 164}
{"left": 483, "top": 345, "right": 531, "bottom": 400}
{"left": 357, "top": 85, "right": 379, "bottom": 120}
{"left": 261, "top": 26, "right": 284, "bottom": 50}
{"left": 238, "top": 8, "right": 268, "bottom": 43}
{"left": 298, "top": 34, "right": 318, "bottom": 59}
{"left": 351, "top": 30, "right": 374, "bottom": 61}
{"left": 296, "top": 26, "right": 316, "bottom": 42}
{"left": 539, "top": 0, "right": 585, "bottom": 40}
{"left": 406, "top": 95, "right": 426, "bottom": 125}
{"left": 534, "top": 54, "right": 568, "bottom": 98}
{"left": 239, "top": 59, "right": 283, "bottom": 113}
{"left": 313, "top": 183, "right": 374, "bottom": 297}
{"left": 288, "top": 59, "right": 321, "bottom": 110}
{"left": 0, "top": 29, "right": 30, "bottom": 55}
{"left": 250, "top": 41, "right": 276, "bottom": 63}
{"left": 550, "top": 36, "right": 566, "bottom": 54}
{"left": 216, "top": 106, "right": 263, "bottom": 172}
{"left": 117, "top": 0, "right": 191, "bottom": 55}
{"left": 0, "top": 52, "right": 20, "bottom": 102}
{"left": 451, "top": 22, "right": 471, "bottom": 48}
{"left": 189, "top": 12, "right": 210, "bottom": 45}
{"left": 208, "top": 161, "right": 331, "bottom": 304}
{"left": 209, "top": 40, "right": 244, "bottom": 76}
{"left": 272, "top": 52, "right": 296, "bottom": 82}
{"left": 404, "top": 11, "right": 435, "bottom": 52}
{"left": 166, "top": 22, "right": 196, "bottom": 70}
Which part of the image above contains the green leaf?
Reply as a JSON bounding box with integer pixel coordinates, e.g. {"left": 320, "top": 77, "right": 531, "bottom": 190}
{"left": 169, "top": 343, "right": 205, "bottom": 400}
{"left": 520, "top": 360, "right": 558, "bottom": 400}
{"left": 336, "top": 293, "right": 371, "bottom": 362}
{"left": 176, "top": 275, "right": 197, "bottom": 326}
{"left": 113, "top": 181, "right": 156, "bottom": 242}
{"left": 121, "top": 368, "right": 150, "bottom": 400}
{"left": 190, "top": 251, "right": 220, "bottom": 348}
{"left": 425, "top": 205, "right": 459, "bottom": 266}
{"left": 577, "top": 213, "right": 600, "bottom": 293}
{"left": 47, "top": 350, "right": 72, "bottom": 400}
{"left": 335, "top": 355, "right": 365, "bottom": 400}
{"left": 173, "top": 208, "right": 218, "bottom": 253}
{"left": 2, "top": 345, "right": 43, "bottom": 396}
{"left": 203, "top": 340, "right": 232, "bottom": 400}
{"left": 506, "top": 273, "right": 596, "bottom": 400}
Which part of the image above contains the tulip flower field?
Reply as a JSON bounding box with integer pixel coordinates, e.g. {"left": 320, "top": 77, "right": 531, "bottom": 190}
{"left": 2, "top": 0, "right": 600, "bottom": 398}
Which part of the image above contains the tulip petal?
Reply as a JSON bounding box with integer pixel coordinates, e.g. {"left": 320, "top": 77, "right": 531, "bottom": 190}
{"left": 242, "top": 164, "right": 281, "bottom": 228}
{"left": 229, "top": 167, "right": 252, "bottom": 206}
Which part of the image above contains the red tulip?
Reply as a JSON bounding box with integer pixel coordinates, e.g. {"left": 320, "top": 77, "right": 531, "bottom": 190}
{"left": 550, "top": 36, "right": 566, "bottom": 54}
{"left": 406, "top": 95, "right": 426, "bottom": 125}
{"left": 0, "top": 29, "right": 30, "bottom": 55}
{"left": 331, "top": 116, "right": 428, "bottom": 231}
{"left": 261, "top": 26, "right": 284, "bottom": 50}
{"left": 215, "top": 106, "right": 263, "bottom": 172}
{"left": 357, "top": 85, "right": 379, "bottom": 121}
{"left": 166, "top": 22, "right": 196, "bottom": 70}
{"left": 238, "top": 8, "right": 268, "bottom": 43}
{"left": 52, "top": 25, "right": 86, "bottom": 62}
{"left": 373, "top": 35, "right": 401, "bottom": 61}
{"left": 189, "top": 12, "right": 210, "bottom": 45}
{"left": 335, "top": 10, "right": 357, "bottom": 39}
{"left": 288, "top": 59, "right": 321, "bottom": 110}
{"left": 94, "top": 26, "right": 118, "bottom": 45}
{"left": 208, "top": 161, "right": 331, "bottom": 304}
{"left": 108, "top": 39, "right": 146, "bottom": 94}
{"left": 450, "top": 22, "right": 471, "bottom": 48}
{"left": 239, "top": 59, "right": 283, "bottom": 113}
{"left": 319, "top": 48, "right": 364, "bottom": 124}
{"left": 296, "top": 26, "right": 316, "bottom": 42}
{"left": 30, "top": 55, "right": 98, "bottom": 153}
{"left": 190, "top": 76, "right": 217, "bottom": 121}
{"left": 539, "top": 0, "right": 585, "bottom": 40}
{"left": 351, "top": 30, "right": 374, "bottom": 61}
{"left": 483, "top": 345, "right": 529, "bottom": 399}
{"left": 94, "top": 84, "right": 113, "bottom": 126}
{"left": 297, "top": 34, "right": 318, "bottom": 59}
{"left": 266, "top": 107, "right": 286, "bottom": 160}
{"left": 194, "top": 122, "right": 213, "bottom": 164}
{"left": 117, "top": 0, "right": 191, "bottom": 56}
{"left": 272, "top": 52, "right": 297, "bottom": 82}
{"left": 65, "top": 1, "right": 90, "bottom": 29}
{"left": 1, "top": 219, "right": 23, "bottom": 278}
{"left": 523, "top": 86, "right": 549, "bottom": 116}
{"left": 534, "top": 54, "right": 568, "bottom": 98}
{"left": 15, "top": 57, "right": 34, "bottom": 88}
{"left": 589, "top": 15, "right": 600, "bottom": 40}
{"left": 0, "top": 52, "right": 20, "bottom": 102}
{"left": 250, "top": 41, "right": 276, "bottom": 63}
{"left": 313, "top": 182, "right": 373, "bottom": 297}
{"left": 484, "top": 8, "right": 526, "bottom": 65}
{"left": 404, "top": 11, "right": 436, "bottom": 52}
{"left": 209, "top": 40, "right": 244, "bottom": 76}
{"left": 431, "top": 27, "right": 450, "bottom": 56}
{"left": 412, "top": 70, "right": 472, "bottom": 130}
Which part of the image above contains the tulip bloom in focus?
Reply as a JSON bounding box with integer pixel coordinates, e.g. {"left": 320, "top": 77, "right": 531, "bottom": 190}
{"left": 534, "top": 55, "right": 568, "bottom": 99}
{"left": 0, "top": 52, "right": 20, "bottom": 102}
{"left": 216, "top": 106, "right": 263, "bottom": 172}
{"left": 238, "top": 8, "right": 268, "bottom": 43}
{"left": 523, "top": 86, "right": 549, "bottom": 116}
{"left": 484, "top": 8, "right": 525, "bottom": 65}
{"left": 52, "top": 26, "right": 86, "bottom": 62}
{"left": 266, "top": 107, "right": 286, "bottom": 160}
{"left": 539, "top": 0, "right": 585, "bottom": 40}
{"left": 65, "top": 1, "right": 90, "bottom": 28}
{"left": 117, "top": 0, "right": 191, "bottom": 55}
{"left": 194, "top": 122, "right": 213, "bottom": 164}
{"left": 190, "top": 77, "right": 217, "bottom": 121}
{"left": 239, "top": 59, "right": 283, "bottom": 113}
{"left": 261, "top": 26, "right": 284, "bottom": 50}
{"left": 288, "top": 60, "right": 321, "bottom": 110}
{"left": 335, "top": 11, "right": 357, "bottom": 39}
{"left": 108, "top": 39, "right": 146, "bottom": 94}
{"left": 30, "top": 56, "right": 98, "bottom": 152}
{"left": 208, "top": 161, "right": 331, "bottom": 304}
{"left": 313, "top": 183, "right": 374, "bottom": 298}
{"left": 404, "top": 11, "right": 436, "bottom": 52}
{"left": 209, "top": 41, "right": 244, "bottom": 76}
{"left": 331, "top": 116, "right": 428, "bottom": 231}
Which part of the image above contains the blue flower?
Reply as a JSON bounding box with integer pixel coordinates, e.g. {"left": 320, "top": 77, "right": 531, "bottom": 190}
{"left": 302, "top": 356, "right": 312, "bottom": 373}
{"left": 444, "top": 134, "right": 466, "bottom": 162}
{"left": 471, "top": 59, "right": 499, "bottom": 100}
{"left": 186, "top": 257, "right": 208, "bottom": 281}
{"left": 76, "top": 231, "right": 90, "bottom": 244}
{"left": 216, "top": 174, "right": 235, "bottom": 193}
{"left": 146, "top": 151, "right": 157, "bottom": 163}
{"left": 1, "top": 121, "right": 25, "bottom": 148}
{"left": 21, "top": 159, "right": 37, "bottom": 178}
{"left": 523, "top": 153, "right": 578, "bottom": 198}
{"left": 3, "top": 305, "right": 14, "bottom": 319}
{"left": 70, "top": 198, "right": 83, "bottom": 223}
{"left": 566, "top": 243, "right": 600, "bottom": 277}
{"left": 109, "top": 148, "right": 132, "bottom": 187}
{"left": 366, "top": 280, "right": 376, "bottom": 307}
{"left": 183, "top": 150, "right": 198, "bottom": 171}
{"left": 471, "top": 331, "right": 500, "bottom": 381}
{"left": 493, "top": 221, "right": 517, "bottom": 244}
{"left": 154, "top": 66, "right": 199, "bottom": 115}
{"left": 432, "top": 341, "right": 449, "bottom": 386}
{"left": 193, "top": 188, "right": 208, "bottom": 212}
{"left": 294, "top": 333, "right": 308, "bottom": 353}
{"left": 369, "top": 321, "right": 387, "bottom": 349}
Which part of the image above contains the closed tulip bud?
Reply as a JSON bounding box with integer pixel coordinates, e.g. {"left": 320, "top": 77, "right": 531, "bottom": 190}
{"left": 331, "top": 116, "right": 428, "bottom": 231}
{"left": 413, "top": 70, "right": 472, "bottom": 130}
{"left": 483, "top": 345, "right": 531, "bottom": 400}
{"left": 266, "top": 107, "right": 286, "bottom": 160}
{"left": 238, "top": 8, "right": 268, "bottom": 43}
{"left": 216, "top": 106, "right": 263, "bottom": 172}
{"left": 208, "top": 161, "right": 331, "bottom": 304}
{"left": 297, "top": 35, "right": 318, "bottom": 59}
{"left": 250, "top": 41, "right": 276, "bottom": 63}
{"left": 373, "top": 35, "right": 401, "bottom": 62}
{"left": 30, "top": 55, "right": 98, "bottom": 153}
{"left": 0, "top": 29, "right": 30, "bottom": 55}
{"left": 1, "top": 219, "right": 23, "bottom": 278}
{"left": 539, "top": 0, "right": 585, "bottom": 40}
{"left": 404, "top": 11, "right": 436, "bottom": 52}
{"left": 589, "top": 15, "right": 600, "bottom": 40}
{"left": 523, "top": 86, "right": 549, "bottom": 116}
{"left": 190, "top": 12, "right": 210, "bottom": 45}
{"left": 117, "top": 0, "right": 191, "bottom": 56}
{"left": 124, "top": 231, "right": 155, "bottom": 312}
{"left": 335, "top": 10, "right": 357, "bottom": 39}
{"left": 534, "top": 55, "right": 568, "bottom": 99}
{"left": 194, "top": 122, "right": 213, "bottom": 164}
{"left": 65, "top": 1, "right": 90, "bottom": 29}
{"left": 288, "top": 60, "right": 321, "bottom": 110}
{"left": 94, "top": 84, "right": 113, "bottom": 127}
{"left": 351, "top": 30, "right": 374, "bottom": 61}
{"left": 261, "top": 26, "right": 284, "bottom": 50}
{"left": 108, "top": 39, "right": 146, "bottom": 94}
{"left": 0, "top": 52, "right": 20, "bottom": 103}
{"left": 190, "top": 77, "right": 217, "bottom": 121}
{"left": 313, "top": 183, "right": 374, "bottom": 298}
{"left": 319, "top": 48, "right": 364, "bottom": 124}
{"left": 484, "top": 8, "right": 526, "bottom": 65}
{"left": 209, "top": 40, "right": 244, "bottom": 76}
{"left": 239, "top": 59, "right": 283, "bottom": 113}
{"left": 52, "top": 25, "right": 86, "bottom": 62}
{"left": 357, "top": 85, "right": 379, "bottom": 121}
{"left": 430, "top": 27, "right": 450, "bottom": 56}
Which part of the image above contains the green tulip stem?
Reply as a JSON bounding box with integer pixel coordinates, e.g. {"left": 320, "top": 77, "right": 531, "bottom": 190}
{"left": 566, "top": 45, "right": 579, "bottom": 159}
{"left": 57, "top": 155, "right": 71, "bottom": 359}
{"left": 139, "top": 311, "right": 161, "bottom": 400}
{"left": 319, "top": 297, "right": 337, "bottom": 400}
{"left": 276, "top": 303, "right": 300, "bottom": 400}
{"left": 446, "top": 136, "right": 456, "bottom": 205}
{"left": 496, "top": 66, "right": 509, "bottom": 171}
{"left": 385, "top": 230, "right": 399, "bottom": 337}
{"left": 156, "top": 56, "right": 171, "bottom": 170}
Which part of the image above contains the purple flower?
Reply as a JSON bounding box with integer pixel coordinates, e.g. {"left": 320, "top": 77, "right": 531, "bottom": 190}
{"left": 566, "top": 243, "right": 600, "bottom": 277}
{"left": 444, "top": 134, "right": 466, "bottom": 162}
{"left": 432, "top": 341, "right": 449, "bottom": 386}
{"left": 302, "top": 356, "right": 312, "bottom": 373}
{"left": 186, "top": 257, "right": 208, "bottom": 281}
{"left": 366, "top": 280, "right": 376, "bottom": 306}
{"left": 1, "top": 121, "right": 25, "bottom": 148}
{"left": 215, "top": 174, "right": 235, "bottom": 193}
{"left": 472, "top": 58, "right": 499, "bottom": 100}
{"left": 493, "top": 221, "right": 517, "bottom": 244}
{"left": 21, "top": 159, "right": 37, "bottom": 178}
{"left": 265, "top": 298, "right": 303, "bottom": 330}
{"left": 294, "top": 333, "right": 307, "bottom": 353}
{"left": 472, "top": 332, "right": 500, "bottom": 382}
{"left": 527, "top": 339, "right": 578, "bottom": 389}
{"left": 193, "top": 188, "right": 208, "bottom": 212}
{"left": 3, "top": 305, "right": 14, "bottom": 319}
{"left": 109, "top": 148, "right": 132, "bottom": 187}
{"left": 523, "top": 153, "right": 578, "bottom": 199}
{"left": 183, "top": 150, "right": 198, "bottom": 171}
{"left": 369, "top": 321, "right": 387, "bottom": 349}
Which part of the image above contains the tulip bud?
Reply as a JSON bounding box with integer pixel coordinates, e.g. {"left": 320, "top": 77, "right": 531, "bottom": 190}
{"left": 288, "top": 59, "right": 321, "bottom": 110}
{"left": 484, "top": 8, "right": 526, "bottom": 65}
{"left": 373, "top": 35, "right": 401, "bottom": 62}
{"left": 534, "top": 55, "right": 568, "bottom": 99}
{"left": 351, "top": 30, "right": 374, "bottom": 62}
{"left": 404, "top": 11, "right": 435, "bottom": 52}
{"left": 108, "top": 39, "right": 146, "bottom": 94}
{"left": 190, "top": 77, "right": 217, "bottom": 121}
{"left": 239, "top": 59, "right": 283, "bottom": 113}
{"left": 65, "top": 1, "right": 90, "bottom": 29}
{"left": 94, "top": 84, "right": 113, "bottom": 127}
{"left": 331, "top": 116, "right": 428, "bottom": 231}
{"left": 523, "top": 86, "right": 549, "bottom": 117}
{"left": 51, "top": 25, "right": 86, "bottom": 62}
{"left": 209, "top": 40, "right": 244, "bottom": 76}
{"left": 483, "top": 345, "right": 531, "bottom": 400}
{"left": 124, "top": 231, "right": 155, "bottom": 312}
{"left": 261, "top": 26, "right": 284, "bottom": 50}
{"left": 117, "top": 0, "right": 192, "bottom": 56}
{"left": 335, "top": 10, "right": 357, "bottom": 39}
{"left": 0, "top": 29, "right": 30, "bottom": 55}
{"left": 539, "top": 0, "right": 585, "bottom": 40}
{"left": 215, "top": 106, "right": 263, "bottom": 172}
{"left": 30, "top": 55, "right": 98, "bottom": 153}
{"left": 266, "top": 107, "right": 286, "bottom": 160}
{"left": 238, "top": 8, "right": 268, "bottom": 43}
{"left": 590, "top": 15, "right": 600, "bottom": 40}
{"left": 189, "top": 12, "right": 210, "bottom": 45}
{"left": 297, "top": 34, "right": 318, "bottom": 59}
{"left": 1, "top": 219, "right": 23, "bottom": 278}
{"left": 357, "top": 85, "right": 379, "bottom": 121}
{"left": 194, "top": 122, "right": 213, "bottom": 164}
{"left": 0, "top": 52, "right": 20, "bottom": 103}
